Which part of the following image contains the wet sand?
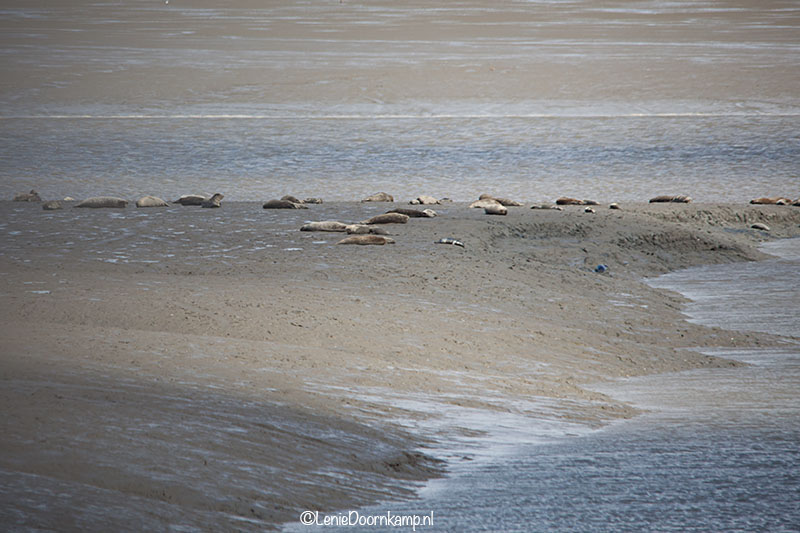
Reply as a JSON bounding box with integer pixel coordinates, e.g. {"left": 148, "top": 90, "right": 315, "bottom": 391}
{"left": 2, "top": 200, "right": 799, "bottom": 529}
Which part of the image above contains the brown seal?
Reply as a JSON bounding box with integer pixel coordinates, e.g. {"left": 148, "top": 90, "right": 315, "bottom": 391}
{"left": 136, "top": 195, "right": 169, "bottom": 208}
{"left": 649, "top": 195, "right": 692, "bottom": 203}
{"left": 201, "top": 193, "right": 224, "bottom": 208}
{"left": 336, "top": 235, "right": 395, "bottom": 245}
{"left": 263, "top": 199, "right": 308, "bottom": 209}
{"left": 13, "top": 189, "right": 42, "bottom": 202}
{"left": 750, "top": 197, "right": 792, "bottom": 205}
{"left": 301, "top": 221, "right": 348, "bottom": 232}
{"left": 361, "top": 192, "right": 394, "bottom": 202}
{"left": 555, "top": 197, "right": 583, "bottom": 205}
{"left": 173, "top": 194, "right": 208, "bottom": 205}
{"left": 74, "top": 196, "right": 128, "bottom": 208}
{"left": 362, "top": 213, "right": 409, "bottom": 224}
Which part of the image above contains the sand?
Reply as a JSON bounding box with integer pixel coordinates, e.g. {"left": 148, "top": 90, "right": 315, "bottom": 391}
{"left": 2, "top": 200, "right": 800, "bottom": 530}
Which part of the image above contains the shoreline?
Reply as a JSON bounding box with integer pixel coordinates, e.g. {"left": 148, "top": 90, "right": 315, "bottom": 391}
{"left": 2, "top": 201, "right": 800, "bottom": 529}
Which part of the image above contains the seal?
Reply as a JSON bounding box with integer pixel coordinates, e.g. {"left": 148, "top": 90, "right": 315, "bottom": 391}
{"left": 609, "top": 203, "right": 621, "bottom": 210}
{"left": 173, "top": 194, "right": 208, "bottom": 206}
{"left": 750, "top": 197, "right": 792, "bottom": 205}
{"left": 582, "top": 199, "right": 599, "bottom": 206}
{"left": 303, "top": 197, "right": 324, "bottom": 204}
{"left": 480, "top": 194, "right": 523, "bottom": 206}
{"left": 42, "top": 200, "right": 62, "bottom": 211}
{"left": 74, "top": 196, "right": 128, "bottom": 208}
{"left": 136, "top": 195, "right": 169, "bottom": 208}
{"left": 281, "top": 195, "right": 303, "bottom": 204}
{"left": 410, "top": 195, "right": 439, "bottom": 205}
{"left": 469, "top": 198, "right": 503, "bottom": 209}
{"left": 361, "top": 213, "right": 409, "bottom": 224}
{"left": 201, "top": 193, "right": 224, "bottom": 208}
{"left": 345, "top": 224, "right": 389, "bottom": 235}
{"left": 361, "top": 192, "right": 394, "bottom": 202}
{"left": 436, "top": 238, "right": 464, "bottom": 248}
{"left": 301, "top": 221, "right": 348, "bottom": 232}
{"left": 263, "top": 199, "right": 308, "bottom": 209}
{"left": 336, "top": 235, "right": 395, "bottom": 245}
{"left": 751, "top": 223, "right": 770, "bottom": 231}
{"left": 649, "top": 195, "right": 692, "bottom": 203}
{"left": 793, "top": 199, "right": 800, "bottom": 207}
{"left": 387, "top": 208, "right": 437, "bottom": 218}
{"left": 531, "top": 204, "right": 563, "bottom": 211}
{"left": 484, "top": 204, "right": 507, "bottom": 215}
{"left": 13, "top": 189, "right": 42, "bottom": 202}
{"left": 555, "top": 197, "right": 583, "bottom": 205}
{"left": 584, "top": 207, "right": 596, "bottom": 213}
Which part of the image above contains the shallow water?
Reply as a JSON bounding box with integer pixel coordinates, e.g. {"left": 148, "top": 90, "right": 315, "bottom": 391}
{"left": 1, "top": 0, "right": 798, "bottom": 202}
{"left": 285, "top": 239, "right": 800, "bottom": 532}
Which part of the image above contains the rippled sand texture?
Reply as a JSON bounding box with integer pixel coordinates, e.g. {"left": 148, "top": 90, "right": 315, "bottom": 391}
{"left": 1, "top": 0, "right": 798, "bottom": 114}
{"left": 2, "top": 201, "right": 800, "bottom": 529}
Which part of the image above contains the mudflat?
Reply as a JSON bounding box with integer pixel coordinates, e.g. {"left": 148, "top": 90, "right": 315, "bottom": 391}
{"left": 2, "top": 200, "right": 800, "bottom": 530}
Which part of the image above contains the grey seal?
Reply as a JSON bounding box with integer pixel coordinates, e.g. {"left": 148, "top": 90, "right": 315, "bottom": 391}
{"left": 301, "top": 221, "right": 348, "bottom": 232}
{"left": 345, "top": 224, "right": 389, "bottom": 235}
{"left": 13, "top": 189, "right": 42, "bottom": 202}
{"left": 75, "top": 196, "right": 128, "bottom": 208}
{"left": 201, "top": 193, "right": 223, "bottom": 208}
{"left": 42, "top": 200, "right": 63, "bottom": 210}
{"left": 362, "top": 213, "right": 409, "bottom": 224}
{"left": 484, "top": 204, "right": 507, "bottom": 215}
{"left": 361, "top": 192, "right": 394, "bottom": 202}
{"left": 751, "top": 223, "right": 770, "bottom": 231}
{"left": 136, "top": 195, "right": 169, "bottom": 208}
{"left": 263, "top": 199, "right": 308, "bottom": 209}
{"left": 173, "top": 194, "right": 208, "bottom": 206}
{"left": 409, "top": 195, "right": 439, "bottom": 205}
{"left": 387, "top": 208, "right": 437, "bottom": 218}
{"left": 336, "top": 235, "right": 395, "bottom": 245}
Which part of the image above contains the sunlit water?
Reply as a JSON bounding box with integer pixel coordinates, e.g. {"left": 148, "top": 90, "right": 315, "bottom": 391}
{"left": 285, "top": 239, "right": 800, "bottom": 532}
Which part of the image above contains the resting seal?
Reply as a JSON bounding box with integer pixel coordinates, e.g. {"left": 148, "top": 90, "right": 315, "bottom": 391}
{"left": 336, "top": 235, "right": 395, "bottom": 245}
{"left": 436, "top": 238, "right": 464, "bottom": 248}
{"left": 584, "top": 207, "right": 596, "bottom": 213}
{"left": 750, "top": 197, "right": 792, "bottom": 205}
{"left": 75, "top": 196, "right": 128, "bottom": 208}
{"left": 361, "top": 213, "right": 409, "bottom": 224}
{"left": 263, "top": 199, "right": 308, "bottom": 209}
{"left": 42, "top": 200, "right": 62, "bottom": 211}
{"left": 281, "top": 195, "right": 303, "bottom": 204}
{"left": 484, "top": 204, "right": 507, "bottom": 215}
{"left": 13, "top": 189, "right": 42, "bottom": 202}
{"left": 301, "top": 221, "right": 348, "bottom": 232}
{"left": 304, "top": 197, "right": 324, "bottom": 204}
{"left": 345, "top": 224, "right": 389, "bottom": 235}
{"left": 469, "top": 198, "right": 502, "bottom": 209}
{"left": 387, "top": 208, "right": 437, "bottom": 218}
{"left": 609, "top": 203, "right": 621, "bottom": 210}
{"left": 410, "top": 195, "right": 439, "bottom": 205}
{"left": 361, "top": 192, "right": 394, "bottom": 202}
{"left": 201, "top": 193, "right": 224, "bottom": 208}
{"left": 136, "top": 195, "right": 169, "bottom": 208}
{"left": 649, "top": 195, "right": 692, "bottom": 203}
{"left": 173, "top": 194, "right": 208, "bottom": 206}
{"left": 480, "top": 194, "right": 522, "bottom": 206}
{"left": 751, "top": 223, "right": 770, "bottom": 231}
{"left": 555, "top": 197, "right": 583, "bottom": 205}
{"left": 531, "top": 204, "right": 563, "bottom": 211}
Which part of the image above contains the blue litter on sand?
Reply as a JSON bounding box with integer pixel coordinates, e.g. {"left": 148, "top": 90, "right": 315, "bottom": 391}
{"left": 595, "top": 264, "right": 608, "bottom": 273}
